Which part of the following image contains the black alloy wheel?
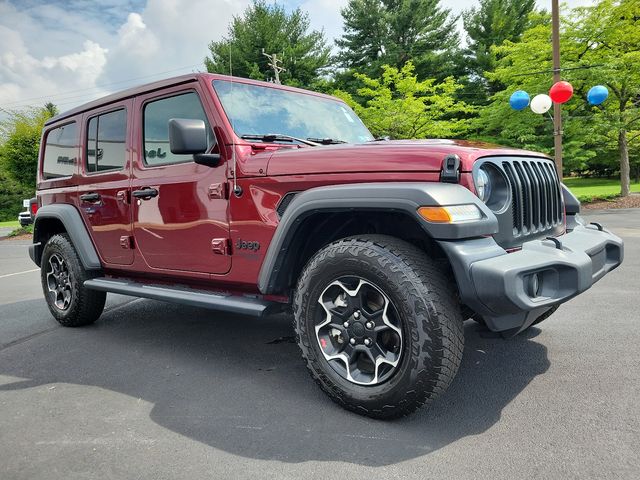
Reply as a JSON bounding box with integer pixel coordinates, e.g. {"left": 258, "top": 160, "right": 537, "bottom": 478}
{"left": 315, "top": 276, "right": 403, "bottom": 385}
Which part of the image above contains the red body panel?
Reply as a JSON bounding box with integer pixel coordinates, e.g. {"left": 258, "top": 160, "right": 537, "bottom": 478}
{"left": 36, "top": 73, "right": 551, "bottom": 298}
{"left": 76, "top": 99, "right": 134, "bottom": 266}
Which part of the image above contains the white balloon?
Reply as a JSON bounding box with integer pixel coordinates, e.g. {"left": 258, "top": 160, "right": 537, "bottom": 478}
{"left": 530, "top": 94, "right": 552, "bottom": 114}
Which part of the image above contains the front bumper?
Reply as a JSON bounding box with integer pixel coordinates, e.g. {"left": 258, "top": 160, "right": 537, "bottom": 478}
{"left": 439, "top": 223, "right": 623, "bottom": 334}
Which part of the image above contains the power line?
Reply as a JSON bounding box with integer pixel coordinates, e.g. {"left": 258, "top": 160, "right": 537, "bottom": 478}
{"left": 1, "top": 63, "right": 203, "bottom": 109}
{"left": 512, "top": 64, "right": 604, "bottom": 77}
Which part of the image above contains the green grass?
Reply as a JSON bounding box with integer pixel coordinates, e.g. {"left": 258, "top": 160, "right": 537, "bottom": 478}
{"left": 0, "top": 220, "right": 20, "bottom": 228}
{"left": 563, "top": 177, "right": 640, "bottom": 203}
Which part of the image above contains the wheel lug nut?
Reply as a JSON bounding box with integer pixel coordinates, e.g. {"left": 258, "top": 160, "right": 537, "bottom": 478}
{"left": 364, "top": 338, "right": 371, "bottom": 346}
{"left": 343, "top": 321, "right": 349, "bottom": 328}
{"left": 353, "top": 310, "right": 361, "bottom": 319}
{"left": 349, "top": 338, "right": 356, "bottom": 345}
{"left": 366, "top": 321, "right": 374, "bottom": 329}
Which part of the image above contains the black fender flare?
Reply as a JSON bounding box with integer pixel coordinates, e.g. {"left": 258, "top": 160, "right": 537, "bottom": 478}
{"left": 257, "top": 182, "right": 498, "bottom": 295}
{"left": 30, "top": 204, "right": 101, "bottom": 270}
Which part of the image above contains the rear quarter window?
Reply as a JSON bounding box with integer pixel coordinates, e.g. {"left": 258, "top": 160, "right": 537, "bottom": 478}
{"left": 86, "top": 109, "right": 127, "bottom": 173}
{"left": 42, "top": 122, "right": 78, "bottom": 179}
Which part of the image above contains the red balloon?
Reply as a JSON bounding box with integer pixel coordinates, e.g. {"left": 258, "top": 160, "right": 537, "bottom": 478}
{"left": 549, "top": 81, "right": 574, "bottom": 104}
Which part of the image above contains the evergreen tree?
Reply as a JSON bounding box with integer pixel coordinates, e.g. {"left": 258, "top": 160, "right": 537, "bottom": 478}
{"left": 336, "top": 0, "right": 461, "bottom": 80}
{"left": 462, "top": 0, "right": 536, "bottom": 101}
{"left": 204, "top": 1, "right": 330, "bottom": 88}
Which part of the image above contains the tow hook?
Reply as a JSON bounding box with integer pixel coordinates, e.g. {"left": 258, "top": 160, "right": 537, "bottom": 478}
{"left": 545, "top": 236, "right": 563, "bottom": 250}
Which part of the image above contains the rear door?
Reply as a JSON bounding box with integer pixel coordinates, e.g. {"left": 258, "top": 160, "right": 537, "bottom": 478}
{"left": 131, "top": 84, "right": 231, "bottom": 275}
{"left": 77, "top": 102, "right": 134, "bottom": 265}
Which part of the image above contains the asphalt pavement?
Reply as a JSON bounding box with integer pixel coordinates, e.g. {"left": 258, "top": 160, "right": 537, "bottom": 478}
{"left": 0, "top": 210, "right": 638, "bottom": 479}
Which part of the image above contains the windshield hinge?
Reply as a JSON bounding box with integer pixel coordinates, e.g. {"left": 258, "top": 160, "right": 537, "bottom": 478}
{"left": 208, "top": 182, "right": 229, "bottom": 200}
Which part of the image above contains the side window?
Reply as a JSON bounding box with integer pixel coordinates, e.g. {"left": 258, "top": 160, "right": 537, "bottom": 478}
{"left": 86, "top": 109, "right": 127, "bottom": 173}
{"left": 43, "top": 122, "right": 78, "bottom": 179}
{"left": 143, "top": 92, "right": 214, "bottom": 166}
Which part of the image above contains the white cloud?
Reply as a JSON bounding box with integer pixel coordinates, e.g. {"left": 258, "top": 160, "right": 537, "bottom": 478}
{"left": 0, "top": 0, "right": 247, "bottom": 114}
{"left": 0, "top": 12, "right": 108, "bottom": 111}
{"left": 0, "top": 0, "right": 596, "bottom": 115}
{"left": 98, "top": 0, "right": 248, "bottom": 87}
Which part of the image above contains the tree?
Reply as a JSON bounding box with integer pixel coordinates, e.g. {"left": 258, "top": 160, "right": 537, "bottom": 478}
{"left": 204, "top": 1, "right": 331, "bottom": 87}
{"left": 565, "top": 0, "right": 640, "bottom": 196}
{"left": 0, "top": 170, "right": 32, "bottom": 221}
{"left": 475, "top": 11, "right": 595, "bottom": 174}
{"left": 462, "top": 0, "right": 536, "bottom": 97}
{"left": 0, "top": 106, "right": 55, "bottom": 190}
{"left": 336, "top": 0, "right": 461, "bottom": 80}
{"left": 44, "top": 102, "right": 59, "bottom": 118}
{"left": 335, "top": 62, "right": 474, "bottom": 139}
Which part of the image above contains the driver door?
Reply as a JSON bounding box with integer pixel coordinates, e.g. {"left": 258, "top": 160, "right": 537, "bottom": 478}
{"left": 131, "top": 85, "right": 231, "bottom": 275}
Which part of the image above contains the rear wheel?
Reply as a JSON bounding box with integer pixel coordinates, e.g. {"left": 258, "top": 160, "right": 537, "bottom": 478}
{"left": 41, "top": 234, "right": 106, "bottom": 327}
{"left": 293, "top": 235, "right": 464, "bottom": 419}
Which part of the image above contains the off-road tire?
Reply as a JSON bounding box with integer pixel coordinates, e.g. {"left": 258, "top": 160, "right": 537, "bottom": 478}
{"left": 41, "top": 233, "right": 106, "bottom": 327}
{"left": 293, "top": 235, "right": 464, "bottom": 419}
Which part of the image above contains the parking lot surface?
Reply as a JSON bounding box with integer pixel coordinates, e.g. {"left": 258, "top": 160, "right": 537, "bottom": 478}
{"left": 1, "top": 210, "right": 638, "bottom": 479}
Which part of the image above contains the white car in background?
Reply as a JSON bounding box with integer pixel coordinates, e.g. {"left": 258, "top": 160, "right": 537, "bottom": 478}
{"left": 18, "top": 198, "right": 36, "bottom": 227}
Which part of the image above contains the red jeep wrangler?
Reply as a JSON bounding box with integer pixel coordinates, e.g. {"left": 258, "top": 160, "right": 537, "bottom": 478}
{"left": 29, "top": 73, "right": 623, "bottom": 418}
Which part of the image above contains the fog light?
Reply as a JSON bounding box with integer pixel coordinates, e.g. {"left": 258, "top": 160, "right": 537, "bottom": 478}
{"left": 526, "top": 273, "right": 542, "bottom": 298}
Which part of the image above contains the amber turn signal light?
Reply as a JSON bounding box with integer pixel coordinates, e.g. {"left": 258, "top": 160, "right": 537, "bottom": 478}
{"left": 418, "top": 206, "right": 451, "bottom": 223}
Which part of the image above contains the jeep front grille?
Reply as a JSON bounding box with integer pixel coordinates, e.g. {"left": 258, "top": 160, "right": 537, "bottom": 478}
{"left": 502, "top": 159, "right": 563, "bottom": 237}
{"left": 479, "top": 157, "right": 565, "bottom": 249}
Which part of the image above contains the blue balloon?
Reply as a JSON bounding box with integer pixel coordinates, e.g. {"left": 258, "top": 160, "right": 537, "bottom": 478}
{"left": 509, "top": 90, "right": 530, "bottom": 111}
{"left": 587, "top": 85, "right": 608, "bottom": 106}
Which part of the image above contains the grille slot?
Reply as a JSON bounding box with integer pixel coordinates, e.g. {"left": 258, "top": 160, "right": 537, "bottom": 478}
{"left": 501, "top": 159, "right": 563, "bottom": 239}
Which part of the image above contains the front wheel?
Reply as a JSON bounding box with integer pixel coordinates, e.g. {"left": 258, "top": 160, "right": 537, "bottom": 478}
{"left": 293, "top": 235, "right": 464, "bottom": 419}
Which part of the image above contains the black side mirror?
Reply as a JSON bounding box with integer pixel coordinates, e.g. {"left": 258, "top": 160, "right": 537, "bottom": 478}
{"left": 168, "top": 118, "right": 207, "bottom": 154}
{"left": 168, "top": 118, "right": 221, "bottom": 167}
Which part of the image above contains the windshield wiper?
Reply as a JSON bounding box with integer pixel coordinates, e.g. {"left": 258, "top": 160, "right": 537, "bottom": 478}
{"left": 306, "top": 137, "right": 347, "bottom": 145}
{"left": 240, "top": 134, "right": 319, "bottom": 147}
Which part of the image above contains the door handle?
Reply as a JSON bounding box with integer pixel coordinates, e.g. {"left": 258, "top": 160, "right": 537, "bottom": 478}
{"left": 132, "top": 187, "right": 158, "bottom": 200}
{"left": 80, "top": 192, "right": 101, "bottom": 203}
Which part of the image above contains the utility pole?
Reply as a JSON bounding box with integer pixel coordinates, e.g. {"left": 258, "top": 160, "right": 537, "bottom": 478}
{"left": 262, "top": 51, "right": 286, "bottom": 85}
{"left": 551, "top": 0, "right": 563, "bottom": 179}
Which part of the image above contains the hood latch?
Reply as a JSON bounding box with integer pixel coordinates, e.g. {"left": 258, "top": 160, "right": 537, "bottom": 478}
{"left": 440, "top": 154, "right": 460, "bottom": 183}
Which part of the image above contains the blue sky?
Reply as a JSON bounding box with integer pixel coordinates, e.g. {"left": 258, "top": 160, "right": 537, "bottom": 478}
{"left": 0, "top": 0, "right": 594, "bottom": 114}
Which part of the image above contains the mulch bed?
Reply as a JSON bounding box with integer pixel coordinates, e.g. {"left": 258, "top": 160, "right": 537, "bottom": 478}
{"left": 583, "top": 193, "right": 640, "bottom": 210}
{"left": 0, "top": 233, "right": 33, "bottom": 241}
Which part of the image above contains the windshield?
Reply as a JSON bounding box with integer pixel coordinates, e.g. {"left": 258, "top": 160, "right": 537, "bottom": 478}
{"left": 212, "top": 80, "right": 374, "bottom": 144}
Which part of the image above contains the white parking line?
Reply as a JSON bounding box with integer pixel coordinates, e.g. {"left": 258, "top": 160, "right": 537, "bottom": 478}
{"left": 0, "top": 268, "right": 39, "bottom": 279}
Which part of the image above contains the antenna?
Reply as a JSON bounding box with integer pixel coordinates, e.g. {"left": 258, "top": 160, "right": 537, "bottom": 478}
{"left": 229, "top": 46, "right": 242, "bottom": 197}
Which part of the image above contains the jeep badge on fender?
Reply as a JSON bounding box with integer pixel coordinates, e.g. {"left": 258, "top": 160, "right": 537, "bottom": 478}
{"left": 29, "top": 72, "right": 623, "bottom": 420}
{"left": 236, "top": 239, "right": 260, "bottom": 251}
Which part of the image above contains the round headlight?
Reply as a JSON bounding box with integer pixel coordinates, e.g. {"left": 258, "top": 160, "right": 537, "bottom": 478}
{"left": 475, "top": 167, "right": 492, "bottom": 202}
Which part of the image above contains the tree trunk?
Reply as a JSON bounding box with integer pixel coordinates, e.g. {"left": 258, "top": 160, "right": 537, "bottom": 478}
{"left": 619, "top": 128, "right": 630, "bottom": 197}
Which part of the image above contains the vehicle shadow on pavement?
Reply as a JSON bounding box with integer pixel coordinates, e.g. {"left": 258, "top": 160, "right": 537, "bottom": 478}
{"left": 0, "top": 298, "right": 550, "bottom": 466}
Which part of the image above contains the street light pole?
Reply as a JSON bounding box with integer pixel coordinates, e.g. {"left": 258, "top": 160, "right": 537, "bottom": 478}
{"left": 551, "top": 0, "right": 563, "bottom": 179}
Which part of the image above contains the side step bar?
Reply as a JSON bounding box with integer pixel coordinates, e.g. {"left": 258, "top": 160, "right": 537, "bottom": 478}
{"left": 84, "top": 278, "right": 279, "bottom": 317}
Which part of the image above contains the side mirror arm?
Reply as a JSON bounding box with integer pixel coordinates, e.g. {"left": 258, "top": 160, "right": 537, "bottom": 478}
{"left": 193, "top": 153, "right": 221, "bottom": 167}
